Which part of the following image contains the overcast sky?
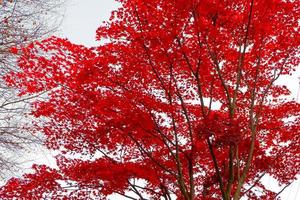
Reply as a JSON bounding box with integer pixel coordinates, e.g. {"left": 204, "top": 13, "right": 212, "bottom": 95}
{"left": 57, "top": 0, "right": 119, "bottom": 47}
{"left": 54, "top": 0, "right": 300, "bottom": 199}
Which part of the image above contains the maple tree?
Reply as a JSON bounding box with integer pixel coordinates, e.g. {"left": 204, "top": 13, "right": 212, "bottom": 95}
{"left": 1, "top": 0, "right": 299, "bottom": 199}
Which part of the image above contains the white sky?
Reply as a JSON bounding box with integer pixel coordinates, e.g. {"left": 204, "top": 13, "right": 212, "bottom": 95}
{"left": 57, "top": 0, "right": 119, "bottom": 47}
{"left": 51, "top": 0, "right": 300, "bottom": 199}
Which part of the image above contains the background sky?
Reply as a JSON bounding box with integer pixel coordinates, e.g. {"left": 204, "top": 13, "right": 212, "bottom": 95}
{"left": 57, "top": 0, "right": 119, "bottom": 47}
{"left": 52, "top": 0, "right": 300, "bottom": 199}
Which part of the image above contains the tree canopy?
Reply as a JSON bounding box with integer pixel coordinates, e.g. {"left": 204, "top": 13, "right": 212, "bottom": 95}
{"left": 0, "top": 0, "right": 299, "bottom": 199}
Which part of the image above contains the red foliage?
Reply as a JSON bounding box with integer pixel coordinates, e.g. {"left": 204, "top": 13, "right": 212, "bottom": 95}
{"left": 0, "top": 165, "right": 62, "bottom": 199}
{"left": 1, "top": 0, "right": 299, "bottom": 199}
{"left": 9, "top": 46, "right": 18, "bottom": 54}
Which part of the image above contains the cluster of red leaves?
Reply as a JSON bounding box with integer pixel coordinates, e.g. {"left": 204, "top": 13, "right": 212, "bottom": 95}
{"left": 196, "top": 111, "right": 243, "bottom": 145}
{"left": 0, "top": 165, "right": 62, "bottom": 199}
